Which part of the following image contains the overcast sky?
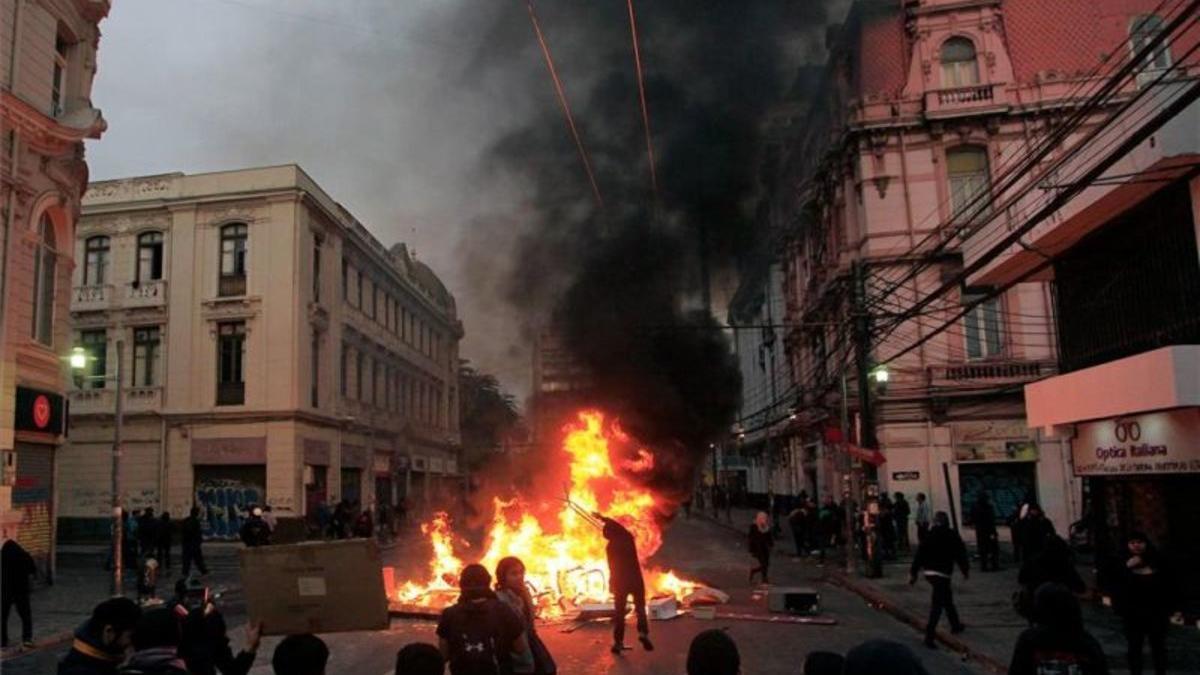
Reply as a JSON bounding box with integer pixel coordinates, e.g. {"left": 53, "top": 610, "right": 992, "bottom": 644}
{"left": 86, "top": 0, "right": 541, "bottom": 396}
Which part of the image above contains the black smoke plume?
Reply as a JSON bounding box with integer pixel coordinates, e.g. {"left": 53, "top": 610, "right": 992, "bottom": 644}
{"left": 461, "top": 1, "right": 837, "bottom": 497}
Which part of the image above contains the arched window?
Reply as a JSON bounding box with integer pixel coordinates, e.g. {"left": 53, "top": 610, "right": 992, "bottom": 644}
{"left": 218, "top": 223, "right": 247, "bottom": 296}
{"left": 947, "top": 146, "right": 992, "bottom": 217}
{"left": 31, "top": 214, "right": 57, "bottom": 345}
{"left": 83, "top": 235, "right": 109, "bottom": 285}
{"left": 940, "top": 37, "right": 980, "bottom": 88}
{"left": 1130, "top": 15, "right": 1171, "bottom": 72}
{"left": 137, "top": 231, "right": 164, "bottom": 282}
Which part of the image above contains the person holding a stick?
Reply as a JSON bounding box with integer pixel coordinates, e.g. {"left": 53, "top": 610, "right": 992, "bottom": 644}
{"left": 573, "top": 501, "right": 653, "bottom": 656}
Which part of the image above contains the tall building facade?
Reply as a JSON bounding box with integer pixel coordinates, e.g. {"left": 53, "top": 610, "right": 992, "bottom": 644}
{"left": 1, "top": 0, "right": 110, "bottom": 575}
{"left": 755, "top": 0, "right": 1195, "bottom": 535}
{"left": 59, "top": 165, "right": 462, "bottom": 540}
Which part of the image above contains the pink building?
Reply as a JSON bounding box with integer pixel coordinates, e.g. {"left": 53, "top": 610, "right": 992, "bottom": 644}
{"left": 771, "top": 0, "right": 1198, "bottom": 538}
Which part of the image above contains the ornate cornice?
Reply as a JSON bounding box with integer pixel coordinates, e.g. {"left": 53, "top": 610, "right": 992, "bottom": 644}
{"left": 0, "top": 91, "right": 106, "bottom": 155}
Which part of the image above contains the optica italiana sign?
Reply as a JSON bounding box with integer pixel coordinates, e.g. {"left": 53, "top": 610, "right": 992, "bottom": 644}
{"left": 1072, "top": 408, "right": 1200, "bottom": 476}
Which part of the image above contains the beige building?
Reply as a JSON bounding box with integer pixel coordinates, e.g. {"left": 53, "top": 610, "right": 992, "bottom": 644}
{"left": 60, "top": 165, "right": 462, "bottom": 540}
{"left": 1, "top": 0, "right": 110, "bottom": 573}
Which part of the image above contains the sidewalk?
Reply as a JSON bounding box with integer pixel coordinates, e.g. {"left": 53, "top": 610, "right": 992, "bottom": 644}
{"left": 0, "top": 543, "right": 243, "bottom": 662}
{"left": 700, "top": 505, "right": 1200, "bottom": 673}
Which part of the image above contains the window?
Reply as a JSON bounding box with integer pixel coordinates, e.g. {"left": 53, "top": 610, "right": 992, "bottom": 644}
{"left": 216, "top": 322, "right": 246, "bottom": 405}
{"left": 940, "top": 37, "right": 979, "bottom": 88}
{"left": 132, "top": 327, "right": 161, "bottom": 387}
{"left": 312, "top": 236, "right": 322, "bottom": 303}
{"left": 79, "top": 329, "right": 107, "bottom": 389}
{"left": 356, "top": 351, "right": 365, "bottom": 400}
{"left": 342, "top": 258, "right": 349, "bottom": 302}
{"left": 371, "top": 358, "right": 380, "bottom": 406}
{"left": 963, "top": 294, "right": 1004, "bottom": 360}
{"left": 401, "top": 308, "right": 409, "bottom": 342}
{"left": 83, "top": 236, "right": 109, "bottom": 285}
{"left": 1130, "top": 15, "right": 1171, "bottom": 73}
{"left": 370, "top": 283, "right": 378, "bottom": 320}
{"left": 31, "top": 214, "right": 56, "bottom": 345}
{"left": 356, "top": 271, "right": 363, "bottom": 309}
{"left": 340, "top": 344, "right": 348, "bottom": 397}
{"left": 311, "top": 331, "right": 320, "bottom": 407}
{"left": 947, "top": 146, "right": 992, "bottom": 219}
{"left": 219, "top": 224, "right": 248, "bottom": 297}
{"left": 51, "top": 33, "right": 68, "bottom": 116}
{"left": 136, "top": 232, "right": 164, "bottom": 282}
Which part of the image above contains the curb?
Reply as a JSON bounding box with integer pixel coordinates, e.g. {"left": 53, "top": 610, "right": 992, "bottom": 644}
{"left": 825, "top": 570, "right": 1007, "bottom": 674}
{"left": 0, "top": 629, "right": 75, "bottom": 661}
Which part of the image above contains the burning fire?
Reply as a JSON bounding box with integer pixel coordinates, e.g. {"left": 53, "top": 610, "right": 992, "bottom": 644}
{"left": 395, "top": 410, "right": 701, "bottom": 616}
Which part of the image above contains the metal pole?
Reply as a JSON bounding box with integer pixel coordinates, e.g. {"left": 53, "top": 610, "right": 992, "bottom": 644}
{"left": 112, "top": 339, "right": 124, "bottom": 597}
{"left": 840, "top": 373, "right": 854, "bottom": 577}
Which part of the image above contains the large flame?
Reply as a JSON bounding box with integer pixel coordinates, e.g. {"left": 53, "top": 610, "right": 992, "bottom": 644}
{"left": 395, "top": 410, "right": 699, "bottom": 615}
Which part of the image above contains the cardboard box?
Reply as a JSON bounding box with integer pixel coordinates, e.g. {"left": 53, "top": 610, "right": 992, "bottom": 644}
{"left": 766, "top": 586, "right": 820, "bottom": 615}
{"left": 239, "top": 539, "right": 388, "bottom": 635}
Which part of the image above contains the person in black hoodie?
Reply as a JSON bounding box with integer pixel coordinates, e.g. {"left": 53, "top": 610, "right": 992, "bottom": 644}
{"left": 594, "top": 513, "right": 654, "bottom": 654}
{"left": 2, "top": 536, "right": 37, "bottom": 648}
{"left": 909, "top": 511, "right": 969, "bottom": 648}
{"left": 1102, "top": 531, "right": 1181, "bottom": 675}
{"left": 1008, "top": 583, "right": 1108, "bottom": 675}
{"left": 436, "top": 564, "right": 527, "bottom": 675}
{"left": 238, "top": 508, "right": 271, "bottom": 548}
{"left": 156, "top": 513, "right": 173, "bottom": 571}
{"left": 58, "top": 598, "right": 141, "bottom": 675}
{"left": 171, "top": 579, "right": 261, "bottom": 675}
{"left": 137, "top": 509, "right": 158, "bottom": 563}
{"left": 180, "top": 507, "right": 208, "bottom": 577}
{"left": 1016, "top": 535, "right": 1085, "bottom": 620}
{"left": 747, "top": 511, "right": 774, "bottom": 585}
{"left": 971, "top": 493, "right": 999, "bottom": 572}
{"left": 119, "top": 608, "right": 188, "bottom": 675}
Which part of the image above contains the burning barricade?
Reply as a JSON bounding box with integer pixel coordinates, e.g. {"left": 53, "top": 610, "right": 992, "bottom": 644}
{"left": 388, "top": 410, "right": 726, "bottom": 621}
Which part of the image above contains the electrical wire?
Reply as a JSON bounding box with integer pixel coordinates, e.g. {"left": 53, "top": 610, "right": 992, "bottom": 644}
{"left": 625, "top": 0, "right": 659, "bottom": 201}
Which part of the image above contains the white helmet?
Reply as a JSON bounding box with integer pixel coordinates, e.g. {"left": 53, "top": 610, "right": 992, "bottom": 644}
{"left": 252, "top": 507, "right": 263, "bottom": 517}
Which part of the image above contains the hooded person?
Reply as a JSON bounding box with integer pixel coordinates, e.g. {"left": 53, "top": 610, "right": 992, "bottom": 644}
{"left": 172, "top": 578, "right": 262, "bottom": 675}
{"left": 58, "top": 598, "right": 142, "bottom": 675}
{"left": 842, "top": 639, "right": 930, "bottom": 675}
{"left": 594, "top": 512, "right": 653, "bottom": 654}
{"left": 686, "top": 629, "right": 739, "bottom": 675}
{"left": 1008, "top": 583, "right": 1108, "bottom": 675}
{"left": 436, "top": 563, "right": 528, "bottom": 675}
{"left": 117, "top": 608, "right": 188, "bottom": 675}
{"left": 909, "top": 511, "right": 968, "bottom": 648}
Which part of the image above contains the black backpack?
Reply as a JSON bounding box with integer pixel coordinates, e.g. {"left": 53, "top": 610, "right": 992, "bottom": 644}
{"left": 449, "top": 606, "right": 502, "bottom": 675}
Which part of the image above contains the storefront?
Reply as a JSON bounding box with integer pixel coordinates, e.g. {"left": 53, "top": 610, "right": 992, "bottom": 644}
{"left": 10, "top": 387, "right": 67, "bottom": 576}
{"left": 340, "top": 444, "right": 367, "bottom": 506}
{"left": 951, "top": 421, "right": 1041, "bottom": 527}
{"left": 191, "top": 437, "right": 266, "bottom": 539}
{"left": 1027, "top": 346, "right": 1200, "bottom": 611}
{"left": 303, "top": 439, "right": 330, "bottom": 518}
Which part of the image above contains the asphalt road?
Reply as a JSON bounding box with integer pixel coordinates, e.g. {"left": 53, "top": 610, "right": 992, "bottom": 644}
{"left": 8, "top": 515, "right": 983, "bottom": 674}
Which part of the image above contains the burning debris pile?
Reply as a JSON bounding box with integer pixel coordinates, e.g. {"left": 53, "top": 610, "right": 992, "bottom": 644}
{"left": 392, "top": 410, "right": 724, "bottom": 617}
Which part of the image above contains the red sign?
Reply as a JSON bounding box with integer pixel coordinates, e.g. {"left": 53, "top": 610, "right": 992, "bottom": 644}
{"left": 32, "top": 395, "right": 51, "bottom": 429}
{"left": 845, "top": 443, "right": 887, "bottom": 467}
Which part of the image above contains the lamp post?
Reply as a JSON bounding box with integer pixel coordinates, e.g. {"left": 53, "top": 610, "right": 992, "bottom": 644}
{"left": 71, "top": 341, "right": 124, "bottom": 597}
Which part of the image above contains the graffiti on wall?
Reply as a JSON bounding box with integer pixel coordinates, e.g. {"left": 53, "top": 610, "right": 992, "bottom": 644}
{"left": 195, "top": 479, "right": 262, "bottom": 539}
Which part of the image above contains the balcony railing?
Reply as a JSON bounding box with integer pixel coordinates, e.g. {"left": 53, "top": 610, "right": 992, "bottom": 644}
{"left": 216, "top": 381, "right": 245, "bottom": 406}
{"left": 218, "top": 274, "right": 246, "bottom": 298}
{"left": 72, "top": 284, "right": 111, "bottom": 311}
{"left": 936, "top": 84, "right": 995, "bottom": 106}
{"left": 927, "top": 359, "right": 1056, "bottom": 386}
{"left": 69, "top": 386, "right": 162, "bottom": 414}
{"left": 126, "top": 279, "right": 166, "bottom": 307}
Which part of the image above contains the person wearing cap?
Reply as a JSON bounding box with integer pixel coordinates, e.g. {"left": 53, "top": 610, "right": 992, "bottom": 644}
{"left": 436, "top": 563, "right": 527, "bottom": 675}
{"left": 58, "top": 598, "right": 142, "bottom": 675}
{"left": 239, "top": 507, "right": 271, "bottom": 548}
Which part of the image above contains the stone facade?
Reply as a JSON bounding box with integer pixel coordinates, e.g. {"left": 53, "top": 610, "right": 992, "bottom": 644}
{"left": 0, "top": 0, "right": 110, "bottom": 576}
{"left": 60, "top": 165, "right": 463, "bottom": 540}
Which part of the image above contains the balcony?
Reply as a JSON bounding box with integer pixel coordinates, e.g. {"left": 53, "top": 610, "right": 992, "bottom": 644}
{"left": 72, "top": 284, "right": 111, "bottom": 312}
{"left": 925, "top": 83, "right": 1008, "bottom": 119}
{"left": 126, "top": 280, "right": 166, "bottom": 308}
{"left": 69, "top": 386, "right": 162, "bottom": 415}
{"left": 927, "top": 359, "right": 1057, "bottom": 388}
{"left": 216, "top": 381, "right": 245, "bottom": 406}
{"left": 218, "top": 275, "right": 246, "bottom": 298}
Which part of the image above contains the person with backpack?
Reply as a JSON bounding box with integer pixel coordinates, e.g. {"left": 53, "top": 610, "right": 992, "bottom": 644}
{"left": 436, "top": 563, "right": 527, "bottom": 675}
{"left": 1008, "top": 583, "right": 1109, "bottom": 675}
{"left": 494, "top": 557, "right": 554, "bottom": 674}
{"left": 909, "top": 511, "right": 969, "bottom": 649}
{"left": 592, "top": 512, "right": 654, "bottom": 655}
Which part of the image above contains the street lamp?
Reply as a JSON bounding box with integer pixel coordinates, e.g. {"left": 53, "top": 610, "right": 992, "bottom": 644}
{"left": 871, "top": 365, "right": 889, "bottom": 384}
{"left": 70, "top": 339, "right": 124, "bottom": 597}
